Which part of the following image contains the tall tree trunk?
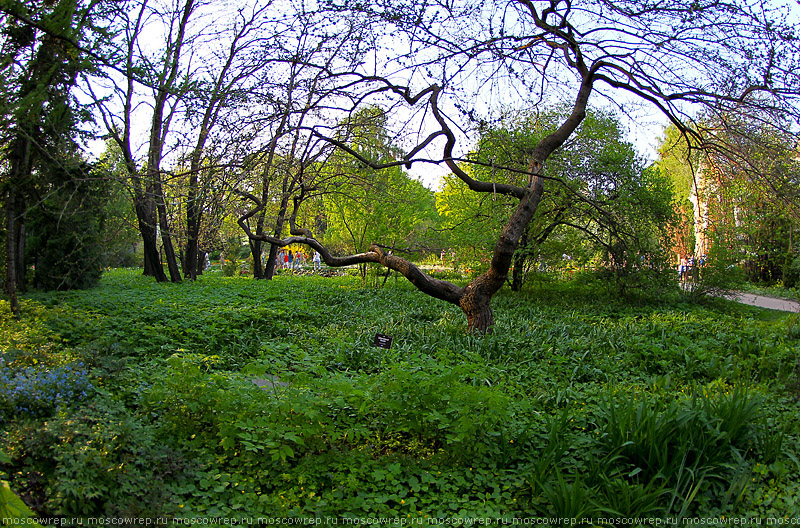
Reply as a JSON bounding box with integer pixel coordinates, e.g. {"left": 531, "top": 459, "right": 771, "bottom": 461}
{"left": 13, "top": 197, "right": 26, "bottom": 292}
{"left": 249, "top": 202, "right": 269, "bottom": 279}
{"left": 184, "top": 177, "right": 201, "bottom": 279}
{"left": 140, "top": 0, "right": 195, "bottom": 283}
{"left": 135, "top": 204, "right": 167, "bottom": 281}
{"left": 154, "top": 175, "right": 182, "bottom": 282}
{"left": 131, "top": 171, "right": 167, "bottom": 281}
{"left": 4, "top": 137, "right": 33, "bottom": 316}
{"left": 5, "top": 188, "right": 20, "bottom": 317}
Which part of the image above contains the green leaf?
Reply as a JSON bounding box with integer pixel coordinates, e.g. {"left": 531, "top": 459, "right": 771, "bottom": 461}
{"left": 0, "top": 481, "right": 42, "bottom": 525}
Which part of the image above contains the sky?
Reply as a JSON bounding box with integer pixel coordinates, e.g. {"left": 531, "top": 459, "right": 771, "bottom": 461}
{"left": 78, "top": 0, "right": 798, "bottom": 193}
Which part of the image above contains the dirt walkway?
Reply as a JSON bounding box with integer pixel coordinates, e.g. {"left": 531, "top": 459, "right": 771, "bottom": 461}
{"left": 725, "top": 292, "right": 800, "bottom": 312}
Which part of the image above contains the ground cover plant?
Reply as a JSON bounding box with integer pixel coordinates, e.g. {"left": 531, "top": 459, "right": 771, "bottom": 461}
{"left": 1, "top": 269, "right": 799, "bottom": 520}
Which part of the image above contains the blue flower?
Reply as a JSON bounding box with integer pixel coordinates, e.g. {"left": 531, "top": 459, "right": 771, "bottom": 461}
{"left": 0, "top": 362, "right": 94, "bottom": 418}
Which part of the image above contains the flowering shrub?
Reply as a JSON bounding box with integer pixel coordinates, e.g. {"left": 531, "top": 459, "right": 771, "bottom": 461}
{"left": 0, "top": 359, "right": 93, "bottom": 419}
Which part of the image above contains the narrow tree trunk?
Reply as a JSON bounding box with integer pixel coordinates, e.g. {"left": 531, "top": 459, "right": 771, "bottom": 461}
{"left": 184, "top": 192, "right": 201, "bottom": 280}
{"left": 511, "top": 230, "right": 529, "bottom": 292}
{"left": 4, "top": 137, "right": 32, "bottom": 316}
{"left": 264, "top": 244, "right": 278, "bottom": 278}
{"left": 5, "top": 189, "right": 20, "bottom": 317}
{"left": 264, "top": 202, "right": 288, "bottom": 280}
{"left": 249, "top": 239, "right": 264, "bottom": 278}
{"left": 155, "top": 187, "right": 182, "bottom": 282}
{"left": 196, "top": 251, "right": 207, "bottom": 276}
{"left": 134, "top": 196, "right": 167, "bottom": 282}
{"left": 13, "top": 201, "right": 26, "bottom": 292}
{"left": 250, "top": 202, "right": 268, "bottom": 279}
{"left": 184, "top": 157, "right": 204, "bottom": 280}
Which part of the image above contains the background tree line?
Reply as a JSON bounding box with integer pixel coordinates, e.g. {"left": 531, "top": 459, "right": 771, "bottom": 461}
{"left": 2, "top": 0, "right": 799, "bottom": 331}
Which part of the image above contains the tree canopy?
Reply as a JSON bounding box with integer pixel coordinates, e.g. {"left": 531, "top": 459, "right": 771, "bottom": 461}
{"left": 438, "top": 108, "right": 676, "bottom": 290}
{"left": 2, "top": 0, "right": 799, "bottom": 330}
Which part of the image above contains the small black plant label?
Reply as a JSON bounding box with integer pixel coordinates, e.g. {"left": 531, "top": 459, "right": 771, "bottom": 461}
{"left": 373, "top": 333, "right": 393, "bottom": 349}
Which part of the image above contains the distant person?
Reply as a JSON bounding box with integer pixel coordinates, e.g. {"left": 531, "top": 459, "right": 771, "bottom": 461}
{"left": 288, "top": 250, "right": 294, "bottom": 269}
{"left": 678, "top": 256, "right": 687, "bottom": 281}
{"left": 313, "top": 250, "right": 321, "bottom": 270}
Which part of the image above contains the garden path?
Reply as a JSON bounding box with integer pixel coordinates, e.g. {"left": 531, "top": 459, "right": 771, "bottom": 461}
{"left": 725, "top": 292, "right": 800, "bottom": 312}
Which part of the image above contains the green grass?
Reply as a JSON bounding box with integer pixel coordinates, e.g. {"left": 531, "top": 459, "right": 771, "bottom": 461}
{"left": 2, "top": 268, "right": 800, "bottom": 519}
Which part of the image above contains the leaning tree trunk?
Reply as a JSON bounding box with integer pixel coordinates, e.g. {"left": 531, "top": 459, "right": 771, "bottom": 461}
{"left": 238, "top": 78, "right": 592, "bottom": 334}
{"left": 457, "top": 171, "right": 546, "bottom": 332}
{"left": 454, "top": 81, "right": 590, "bottom": 331}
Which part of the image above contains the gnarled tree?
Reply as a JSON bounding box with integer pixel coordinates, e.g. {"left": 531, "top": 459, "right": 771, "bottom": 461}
{"left": 241, "top": 0, "right": 800, "bottom": 332}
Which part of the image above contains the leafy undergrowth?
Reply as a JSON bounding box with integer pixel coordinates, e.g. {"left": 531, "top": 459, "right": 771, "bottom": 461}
{"left": 2, "top": 268, "right": 800, "bottom": 519}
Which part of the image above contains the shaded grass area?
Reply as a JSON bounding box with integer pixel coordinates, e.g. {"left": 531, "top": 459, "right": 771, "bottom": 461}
{"left": 2, "top": 269, "right": 800, "bottom": 519}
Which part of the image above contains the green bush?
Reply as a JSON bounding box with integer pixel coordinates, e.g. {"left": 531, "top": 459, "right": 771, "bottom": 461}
{"left": 2, "top": 394, "right": 186, "bottom": 516}
{"left": 684, "top": 242, "right": 745, "bottom": 299}
{"left": 783, "top": 254, "right": 800, "bottom": 289}
{"left": 25, "top": 162, "right": 107, "bottom": 291}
